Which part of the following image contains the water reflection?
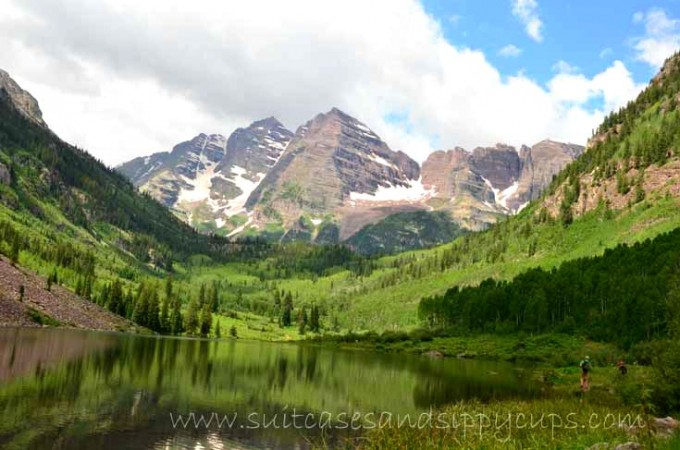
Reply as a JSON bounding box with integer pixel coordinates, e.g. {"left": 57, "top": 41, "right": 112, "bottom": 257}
{"left": 0, "top": 328, "right": 540, "bottom": 449}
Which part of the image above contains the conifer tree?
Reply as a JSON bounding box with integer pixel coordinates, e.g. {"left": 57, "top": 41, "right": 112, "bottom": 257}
{"left": 229, "top": 325, "right": 238, "bottom": 339}
{"left": 147, "top": 286, "right": 161, "bottom": 332}
{"left": 170, "top": 295, "right": 184, "bottom": 335}
{"left": 214, "top": 319, "right": 221, "bottom": 338}
{"left": 310, "top": 304, "right": 320, "bottom": 333}
{"left": 160, "top": 277, "right": 173, "bottom": 333}
{"left": 184, "top": 297, "right": 199, "bottom": 336}
{"left": 9, "top": 233, "right": 20, "bottom": 266}
{"left": 281, "top": 291, "right": 293, "bottom": 327}
{"left": 198, "top": 284, "right": 206, "bottom": 307}
{"left": 109, "top": 279, "right": 124, "bottom": 316}
{"left": 298, "top": 306, "right": 308, "bottom": 335}
{"left": 199, "top": 303, "right": 212, "bottom": 337}
{"left": 210, "top": 282, "right": 219, "bottom": 313}
{"left": 132, "top": 283, "right": 149, "bottom": 327}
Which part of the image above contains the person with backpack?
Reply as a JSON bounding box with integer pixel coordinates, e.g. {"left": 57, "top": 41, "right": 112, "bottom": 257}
{"left": 579, "top": 356, "right": 591, "bottom": 391}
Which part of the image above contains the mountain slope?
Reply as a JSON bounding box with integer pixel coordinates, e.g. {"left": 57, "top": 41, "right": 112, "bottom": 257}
{"left": 541, "top": 52, "right": 680, "bottom": 222}
{"left": 0, "top": 68, "right": 250, "bottom": 294}
{"left": 117, "top": 118, "right": 294, "bottom": 234}
{"left": 246, "top": 108, "right": 425, "bottom": 240}
{"left": 420, "top": 141, "right": 583, "bottom": 230}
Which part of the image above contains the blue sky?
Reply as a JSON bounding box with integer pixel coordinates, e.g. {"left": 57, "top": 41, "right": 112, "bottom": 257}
{"left": 424, "top": 0, "right": 678, "bottom": 90}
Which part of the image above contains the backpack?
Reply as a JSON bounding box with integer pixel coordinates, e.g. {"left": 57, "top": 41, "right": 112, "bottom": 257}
{"left": 580, "top": 360, "right": 591, "bottom": 371}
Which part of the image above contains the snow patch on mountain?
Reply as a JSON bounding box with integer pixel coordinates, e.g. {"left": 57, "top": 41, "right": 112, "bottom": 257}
{"left": 482, "top": 176, "right": 520, "bottom": 211}
{"left": 349, "top": 177, "right": 434, "bottom": 203}
{"left": 497, "top": 181, "right": 519, "bottom": 209}
{"left": 176, "top": 162, "right": 224, "bottom": 210}
{"left": 221, "top": 166, "right": 266, "bottom": 217}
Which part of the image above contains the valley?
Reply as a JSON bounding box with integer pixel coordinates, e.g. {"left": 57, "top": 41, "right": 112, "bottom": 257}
{"left": 1, "top": 45, "right": 680, "bottom": 450}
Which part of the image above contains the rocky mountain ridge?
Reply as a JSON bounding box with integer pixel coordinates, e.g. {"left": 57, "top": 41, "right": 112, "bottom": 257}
{"left": 118, "top": 108, "right": 583, "bottom": 242}
{"left": 0, "top": 69, "right": 47, "bottom": 128}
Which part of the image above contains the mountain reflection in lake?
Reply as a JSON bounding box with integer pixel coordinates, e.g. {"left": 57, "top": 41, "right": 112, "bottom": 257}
{"left": 0, "top": 328, "right": 540, "bottom": 449}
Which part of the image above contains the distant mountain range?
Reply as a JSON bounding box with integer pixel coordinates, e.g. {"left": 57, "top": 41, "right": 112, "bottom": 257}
{"left": 118, "top": 108, "right": 582, "bottom": 247}
{"left": 117, "top": 109, "right": 582, "bottom": 246}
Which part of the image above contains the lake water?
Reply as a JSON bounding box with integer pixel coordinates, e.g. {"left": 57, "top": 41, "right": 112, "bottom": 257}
{"left": 0, "top": 328, "right": 540, "bottom": 449}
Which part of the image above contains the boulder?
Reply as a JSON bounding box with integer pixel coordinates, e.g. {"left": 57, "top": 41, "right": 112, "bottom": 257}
{"left": 614, "top": 443, "right": 641, "bottom": 450}
{"left": 653, "top": 416, "right": 679, "bottom": 437}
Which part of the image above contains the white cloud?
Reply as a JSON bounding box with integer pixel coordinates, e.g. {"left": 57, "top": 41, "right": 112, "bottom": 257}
{"left": 498, "top": 44, "right": 522, "bottom": 57}
{"left": 0, "top": 0, "right": 645, "bottom": 167}
{"left": 548, "top": 61, "right": 644, "bottom": 111}
{"left": 512, "top": 0, "right": 543, "bottom": 42}
{"left": 633, "top": 8, "right": 680, "bottom": 69}
{"left": 599, "top": 48, "right": 613, "bottom": 59}
{"left": 551, "top": 60, "right": 579, "bottom": 74}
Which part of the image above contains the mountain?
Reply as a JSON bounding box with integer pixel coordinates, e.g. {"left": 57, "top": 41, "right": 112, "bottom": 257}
{"left": 118, "top": 107, "right": 580, "bottom": 248}
{"left": 246, "top": 107, "right": 425, "bottom": 242}
{"left": 540, "top": 52, "right": 680, "bottom": 223}
{"left": 0, "top": 71, "right": 198, "bottom": 260}
{"left": 0, "top": 69, "right": 243, "bottom": 330}
{"left": 117, "top": 118, "right": 294, "bottom": 234}
{"left": 420, "top": 140, "right": 584, "bottom": 230}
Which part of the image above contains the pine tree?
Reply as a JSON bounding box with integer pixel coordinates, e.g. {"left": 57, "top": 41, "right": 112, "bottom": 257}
{"left": 147, "top": 286, "right": 161, "bottom": 332}
{"left": 170, "top": 295, "right": 184, "bottom": 335}
{"left": 310, "top": 304, "right": 320, "bottom": 333}
{"left": 229, "top": 325, "right": 238, "bottom": 339}
{"left": 298, "top": 306, "right": 308, "bottom": 335}
{"left": 9, "top": 233, "right": 20, "bottom": 265}
{"left": 109, "top": 279, "right": 124, "bottom": 316}
{"left": 214, "top": 319, "right": 221, "bottom": 338}
{"left": 198, "top": 284, "right": 206, "bottom": 307}
{"left": 634, "top": 171, "right": 646, "bottom": 203}
{"left": 281, "top": 291, "right": 293, "bottom": 327}
{"left": 160, "top": 277, "right": 173, "bottom": 333}
{"left": 210, "top": 282, "right": 219, "bottom": 313}
{"left": 184, "top": 297, "right": 199, "bottom": 336}
{"left": 132, "top": 284, "right": 149, "bottom": 327}
{"left": 199, "top": 303, "right": 212, "bottom": 337}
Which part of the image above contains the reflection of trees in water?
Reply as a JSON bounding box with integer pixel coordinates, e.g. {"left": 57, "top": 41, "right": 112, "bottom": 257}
{"left": 412, "top": 375, "right": 540, "bottom": 409}
{"left": 409, "top": 360, "right": 540, "bottom": 409}
{"left": 0, "top": 329, "right": 542, "bottom": 450}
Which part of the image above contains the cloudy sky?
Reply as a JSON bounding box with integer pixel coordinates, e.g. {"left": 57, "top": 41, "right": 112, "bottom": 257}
{"left": 1, "top": 0, "right": 679, "bottom": 166}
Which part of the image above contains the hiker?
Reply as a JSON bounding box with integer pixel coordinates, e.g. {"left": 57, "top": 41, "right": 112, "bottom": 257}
{"left": 616, "top": 359, "right": 628, "bottom": 376}
{"left": 579, "top": 356, "right": 591, "bottom": 391}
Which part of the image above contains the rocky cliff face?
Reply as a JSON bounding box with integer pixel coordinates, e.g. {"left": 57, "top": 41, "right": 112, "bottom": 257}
{"left": 510, "top": 140, "right": 584, "bottom": 211}
{"left": 421, "top": 141, "right": 583, "bottom": 229}
{"left": 0, "top": 69, "right": 47, "bottom": 128}
{"left": 247, "top": 108, "right": 424, "bottom": 239}
{"left": 117, "top": 118, "right": 293, "bottom": 234}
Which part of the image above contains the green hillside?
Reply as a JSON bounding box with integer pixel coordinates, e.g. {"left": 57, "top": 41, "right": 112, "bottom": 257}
{"left": 179, "top": 52, "right": 680, "bottom": 335}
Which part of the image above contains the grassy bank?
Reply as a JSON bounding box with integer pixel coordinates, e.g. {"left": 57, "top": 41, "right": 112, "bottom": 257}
{"left": 310, "top": 332, "right": 628, "bottom": 366}
{"left": 354, "top": 398, "right": 674, "bottom": 450}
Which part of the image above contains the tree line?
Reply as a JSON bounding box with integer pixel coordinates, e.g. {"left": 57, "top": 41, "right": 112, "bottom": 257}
{"left": 419, "top": 228, "right": 680, "bottom": 348}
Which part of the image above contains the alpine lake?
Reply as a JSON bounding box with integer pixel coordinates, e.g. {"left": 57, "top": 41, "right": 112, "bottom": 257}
{"left": 0, "top": 327, "right": 541, "bottom": 449}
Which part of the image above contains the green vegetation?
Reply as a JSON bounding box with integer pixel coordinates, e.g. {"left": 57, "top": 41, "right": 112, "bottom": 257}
{"left": 419, "top": 228, "right": 680, "bottom": 348}
{"left": 346, "top": 210, "right": 466, "bottom": 256}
